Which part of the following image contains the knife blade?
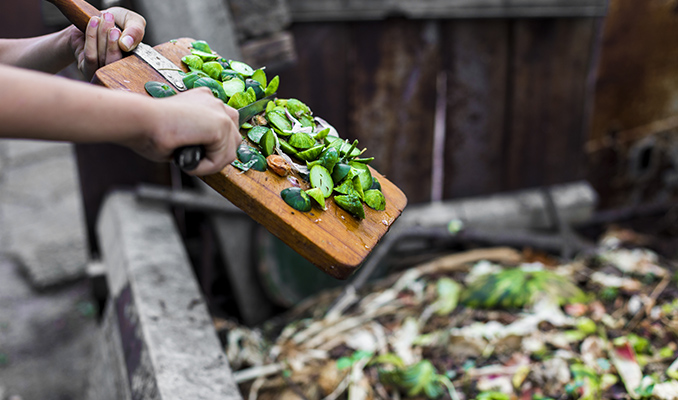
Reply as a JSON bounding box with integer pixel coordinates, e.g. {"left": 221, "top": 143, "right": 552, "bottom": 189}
{"left": 46, "top": 0, "right": 186, "bottom": 91}
{"left": 173, "top": 95, "right": 276, "bottom": 171}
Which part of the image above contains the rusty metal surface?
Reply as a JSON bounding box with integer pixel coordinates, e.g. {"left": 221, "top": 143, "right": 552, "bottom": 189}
{"left": 591, "top": 0, "right": 678, "bottom": 143}
{"left": 588, "top": 0, "right": 678, "bottom": 207}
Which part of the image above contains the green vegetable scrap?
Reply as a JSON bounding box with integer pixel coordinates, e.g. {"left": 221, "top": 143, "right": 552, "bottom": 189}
{"left": 143, "top": 39, "right": 387, "bottom": 220}
{"left": 175, "top": 41, "right": 279, "bottom": 109}
{"left": 462, "top": 267, "right": 586, "bottom": 309}
{"left": 144, "top": 81, "right": 177, "bottom": 98}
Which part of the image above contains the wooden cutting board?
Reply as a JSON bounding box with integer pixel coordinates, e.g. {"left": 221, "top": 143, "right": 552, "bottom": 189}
{"left": 93, "top": 38, "right": 408, "bottom": 279}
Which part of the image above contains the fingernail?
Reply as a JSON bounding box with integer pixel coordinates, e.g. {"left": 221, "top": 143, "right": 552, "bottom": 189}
{"left": 121, "top": 35, "right": 134, "bottom": 50}
{"left": 104, "top": 12, "right": 114, "bottom": 23}
{"left": 109, "top": 28, "right": 120, "bottom": 42}
{"left": 89, "top": 17, "right": 99, "bottom": 28}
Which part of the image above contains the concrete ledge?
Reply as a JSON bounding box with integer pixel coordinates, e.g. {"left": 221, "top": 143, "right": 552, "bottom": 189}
{"left": 96, "top": 191, "right": 242, "bottom": 400}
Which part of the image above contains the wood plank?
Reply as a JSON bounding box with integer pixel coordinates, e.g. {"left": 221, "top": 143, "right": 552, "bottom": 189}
{"left": 441, "top": 20, "right": 510, "bottom": 198}
{"left": 348, "top": 19, "right": 439, "bottom": 204}
{"left": 92, "top": 38, "right": 407, "bottom": 279}
{"left": 286, "top": 0, "right": 608, "bottom": 21}
{"left": 505, "top": 18, "right": 599, "bottom": 191}
{"left": 276, "top": 23, "right": 350, "bottom": 136}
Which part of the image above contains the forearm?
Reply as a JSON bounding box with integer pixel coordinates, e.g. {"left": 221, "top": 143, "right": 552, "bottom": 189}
{"left": 0, "top": 64, "right": 154, "bottom": 144}
{"left": 0, "top": 28, "right": 76, "bottom": 73}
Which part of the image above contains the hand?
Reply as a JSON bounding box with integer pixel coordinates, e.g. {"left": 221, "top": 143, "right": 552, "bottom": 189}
{"left": 69, "top": 7, "right": 146, "bottom": 80}
{"left": 129, "top": 88, "right": 242, "bottom": 176}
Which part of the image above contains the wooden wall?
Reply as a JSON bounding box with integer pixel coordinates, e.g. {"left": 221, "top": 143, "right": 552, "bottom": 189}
{"left": 274, "top": 17, "right": 602, "bottom": 204}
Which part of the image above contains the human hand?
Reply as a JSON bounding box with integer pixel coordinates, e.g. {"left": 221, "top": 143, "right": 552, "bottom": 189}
{"left": 69, "top": 7, "right": 146, "bottom": 80}
{"left": 129, "top": 88, "right": 242, "bottom": 176}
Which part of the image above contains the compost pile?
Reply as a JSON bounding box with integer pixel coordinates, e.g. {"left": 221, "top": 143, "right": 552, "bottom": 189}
{"left": 216, "top": 226, "right": 678, "bottom": 400}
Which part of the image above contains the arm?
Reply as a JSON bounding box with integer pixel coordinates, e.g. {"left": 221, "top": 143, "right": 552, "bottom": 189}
{"left": 0, "top": 64, "right": 241, "bottom": 176}
{"left": 0, "top": 7, "right": 145, "bottom": 79}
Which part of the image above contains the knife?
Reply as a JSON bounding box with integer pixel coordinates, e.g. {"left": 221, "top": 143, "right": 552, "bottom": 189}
{"left": 173, "top": 95, "right": 276, "bottom": 171}
{"left": 46, "top": 0, "right": 186, "bottom": 91}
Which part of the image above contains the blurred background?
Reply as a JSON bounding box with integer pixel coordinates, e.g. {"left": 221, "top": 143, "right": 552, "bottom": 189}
{"left": 2, "top": 0, "right": 678, "bottom": 398}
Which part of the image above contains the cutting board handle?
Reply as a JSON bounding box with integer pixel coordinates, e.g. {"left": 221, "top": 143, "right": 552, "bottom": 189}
{"left": 46, "top": 0, "right": 101, "bottom": 32}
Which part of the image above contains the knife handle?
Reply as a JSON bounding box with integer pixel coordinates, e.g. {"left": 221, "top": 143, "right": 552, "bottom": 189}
{"left": 173, "top": 145, "right": 205, "bottom": 171}
{"left": 46, "top": 0, "right": 101, "bottom": 32}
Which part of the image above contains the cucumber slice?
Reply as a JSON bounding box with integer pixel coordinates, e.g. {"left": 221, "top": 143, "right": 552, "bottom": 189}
{"left": 229, "top": 60, "right": 255, "bottom": 76}
{"left": 281, "top": 187, "right": 311, "bottom": 212}
{"left": 222, "top": 78, "right": 246, "bottom": 97}
{"left": 305, "top": 188, "right": 326, "bottom": 209}
{"left": 309, "top": 165, "right": 334, "bottom": 198}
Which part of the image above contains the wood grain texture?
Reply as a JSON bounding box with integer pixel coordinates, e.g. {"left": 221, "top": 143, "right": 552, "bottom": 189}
{"left": 505, "top": 18, "right": 598, "bottom": 191}
{"left": 442, "top": 20, "right": 509, "bottom": 198}
{"left": 92, "top": 38, "right": 407, "bottom": 279}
